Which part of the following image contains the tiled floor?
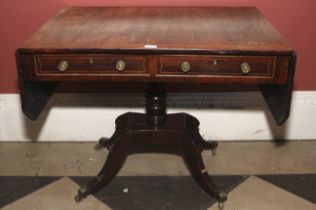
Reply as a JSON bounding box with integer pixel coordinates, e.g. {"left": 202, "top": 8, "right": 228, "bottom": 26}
{"left": 0, "top": 141, "right": 315, "bottom": 209}
{"left": 1, "top": 178, "right": 110, "bottom": 210}
{"left": 207, "top": 176, "right": 315, "bottom": 210}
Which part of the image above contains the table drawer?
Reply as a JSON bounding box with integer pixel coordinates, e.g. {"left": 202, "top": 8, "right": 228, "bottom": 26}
{"left": 158, "top": 55, "right": 276, "bottom": 77}
{"left": 34, "top": 54, "right": 148, "bottom": 75}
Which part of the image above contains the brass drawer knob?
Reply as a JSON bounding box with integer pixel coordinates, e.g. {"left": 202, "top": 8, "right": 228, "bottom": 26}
{"left": 58, "top": 60, "right": 69, "bottom": 72}
{"left": 181, "top": 61, "right": 191, "bottom": 73}
{"left": 241, "top": 62, "right": 251, "bottom": 74}
{"left": 116, "top": 60, "right": 126, "bottom": 71}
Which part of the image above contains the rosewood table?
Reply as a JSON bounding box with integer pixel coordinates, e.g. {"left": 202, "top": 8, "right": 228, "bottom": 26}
{"left": 16, "top": 7, "right": 296, "bottom": 208}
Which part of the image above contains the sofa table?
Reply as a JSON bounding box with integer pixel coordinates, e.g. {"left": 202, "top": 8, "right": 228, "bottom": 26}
{"left": 16, "top": 7, "right": 296, "bottom": 208}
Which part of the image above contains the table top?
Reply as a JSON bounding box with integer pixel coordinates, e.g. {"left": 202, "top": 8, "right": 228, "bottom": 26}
{"left": 16, "top": 7, "right": 296, "bottom": 124}
{"left": 17, "top": 7, "right": 295, "bottom": 85}
{"left": 21, "top": 7, "right": 292, "bottom": 53}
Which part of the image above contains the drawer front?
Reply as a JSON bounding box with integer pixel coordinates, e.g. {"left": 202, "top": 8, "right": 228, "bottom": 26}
{"left": 34, "top": 54, "right": 148, "bottom": 75}
{"left": 158, "top": 55, "right": 276, "bottom": 77}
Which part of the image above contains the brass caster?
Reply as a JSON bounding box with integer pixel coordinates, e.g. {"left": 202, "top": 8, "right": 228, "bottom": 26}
{"left": 75, "top": 185, "right": 89, "bottom": 203}
{"left": 212, "top": 148, "right": 217, "bottom": 156}
{"left": 219, "top": 191, "right": 227, "bottom": 201}
{"left": 218, "top": 201, "right": 224, "bottom": 210}
{"left": 217, "top": 191, "right": 227, "bottom": 209}
{"left": 94, "top": 143, "right": 103, "bottom": 150}
{"left": 78, "top": 185, "right": 88, "bottom": 194}
{"left": 74, "top": 195, "right": 82, "bottom": 203}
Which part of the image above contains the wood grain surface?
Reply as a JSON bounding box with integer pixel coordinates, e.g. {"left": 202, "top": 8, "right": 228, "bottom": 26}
{"left": 21, "top": 7, "right": 293, "bottom": 52}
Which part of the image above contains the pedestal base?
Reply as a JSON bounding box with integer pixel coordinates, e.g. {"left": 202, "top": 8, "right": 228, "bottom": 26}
{"left": 75, "top": 112, "right": 227, "bottom": 204}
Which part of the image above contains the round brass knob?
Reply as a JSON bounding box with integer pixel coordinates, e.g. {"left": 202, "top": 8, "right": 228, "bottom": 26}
{"left": 58, "top": 60, "right": 69, "bottom": 72}
{"left": 116, "top": 60, "right": 126, "bottom": 71}
{"left": 241, "top": 62, "right": 251, "bottom": 74}
{"left": 181, "top": 61, "right": 191, "bottom": 73}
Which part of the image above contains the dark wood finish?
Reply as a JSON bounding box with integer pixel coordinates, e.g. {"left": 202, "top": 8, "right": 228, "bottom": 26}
{"left": 20, "top": 7, "right": 292, "bottom": 52}
{"left": 259, "top": 53, "right": 297, "bottom": 125}
{"left": 17, "top": 7, "right": 293, "bottom": 83}
{"left": 75, "top": 112, "right": 225, "bottom": 203}
{"left": 35, "top": 54, "right": 148, "bottom": 74}
{"left": 16, "top": 7, "right": 296, "bottom": 124}
{"left": 15, "top": 52, "right": 59, "bottom": 120}
{"left": 18, "top": 52, "right": 290, "bottom": 85}
{"left": 16, "top": 7, "right": 296, "bottom": 206}
{"left": 159, "top": 55, "right": 276, "bottom": 76}
{"left": 145, "top": 83, "right": 167, "bottom": 127}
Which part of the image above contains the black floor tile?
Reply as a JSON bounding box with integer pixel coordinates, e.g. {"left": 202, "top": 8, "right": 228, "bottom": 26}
{"left": 0, "top": 176, "right": 60, "bottom": 208}
{"left": 259, "top": 174, "right": 316, "bottom": 204}
{"left": 72, "top": 175, "right": 247, "bottom": 210}
{"left": 5, "top": 175, "right": 313, "bottom": 209}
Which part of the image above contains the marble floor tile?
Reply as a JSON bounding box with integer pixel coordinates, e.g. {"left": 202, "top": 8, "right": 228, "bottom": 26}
{"left": 120, "top": 152, "right": 181, "bottom": 176}
{"left": 1, "top": 141, "right": 316, "bottom": 176}
{"left": 207, "top": 176, "right": 316, "bottom": 210}
{"left": 71, "top": 175, "right": 246, "bottom": 210}
{"left": 0, "top": 143, "right": 50, "bottom": 176}
{"left": 181, "top": 141, "right": 316, "bottom": 175}
{"left": 259, "top": 174, "right": 316, "bottom": 204}
{"left": 0, "top": 176, "right": 59, "bottom": 208}
{"left": 1, "top": 177, "right": 110, "bottom": 210}
{"left": 37, "top": 143, "right": 107, "bottom": 176}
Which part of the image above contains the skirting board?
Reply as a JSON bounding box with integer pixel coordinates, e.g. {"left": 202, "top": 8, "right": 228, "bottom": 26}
{"left": 0, "top": 91, "right": 315, "bottom": 142}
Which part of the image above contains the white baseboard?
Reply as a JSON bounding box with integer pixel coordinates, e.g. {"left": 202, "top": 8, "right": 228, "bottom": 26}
{"left": 0, "top": 91, "right": 316, "bottom": 142}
